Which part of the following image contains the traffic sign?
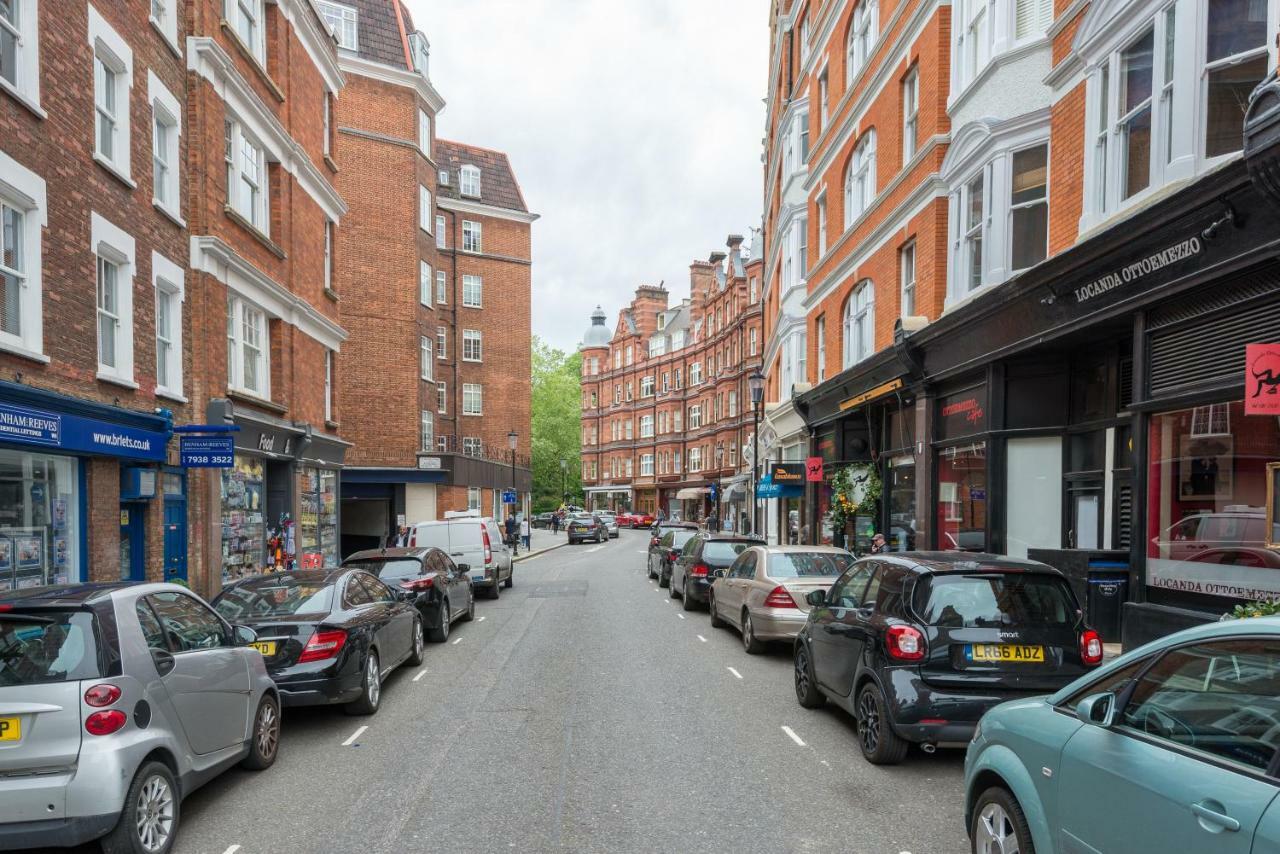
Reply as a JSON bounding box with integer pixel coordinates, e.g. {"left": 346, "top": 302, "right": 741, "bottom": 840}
{"left": 502, "top": 489, "right": 517, "bottom": 504}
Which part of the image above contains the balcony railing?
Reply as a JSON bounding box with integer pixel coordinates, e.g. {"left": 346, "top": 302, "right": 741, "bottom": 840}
{"left": 431, "top": 434, "right": 529, "bottom": 468}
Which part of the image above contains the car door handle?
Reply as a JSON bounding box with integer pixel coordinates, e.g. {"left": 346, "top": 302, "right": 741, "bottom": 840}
{"left": 450, "top": 552, "right": 464, "bottom": 557}
{"left": 1190, "top": 801, "right": 1240, "bottom": 833}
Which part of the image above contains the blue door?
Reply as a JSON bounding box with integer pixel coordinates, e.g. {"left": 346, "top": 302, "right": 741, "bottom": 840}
{"left": 163, "top": 498, "right": 187, "bottom": 582}
{"left": 119, "top": 503, "right": 146, "bottom": 582}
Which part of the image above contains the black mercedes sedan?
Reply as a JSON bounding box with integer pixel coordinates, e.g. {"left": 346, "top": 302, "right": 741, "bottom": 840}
{"left": 213, "top": 569, "right": 422, "bottom": 716}
{"left": 647, "top": 525, "right": 700, "bottom": 588}
{"left": 342, "top": 547, "right": 474, "bottom": 642}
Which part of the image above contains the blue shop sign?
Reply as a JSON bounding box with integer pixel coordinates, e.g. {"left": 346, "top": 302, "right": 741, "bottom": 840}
{"left": 180, "top": 435, "right": 235, "bottom": 468}
{"left": 0, "top": 401, "right": 167, "bottom": 461}
{"left": 502, "top": 489, "right": 517, "bottom": 504}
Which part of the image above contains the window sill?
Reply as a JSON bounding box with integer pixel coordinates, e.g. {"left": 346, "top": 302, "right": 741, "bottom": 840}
{"left": 156, "top": 387, "right": 188, "bottom": 404}
{"left": 228, "top": 388, "right": 287, "bottom": 414}
{"left": 323, "top": 287, "right": 340, "bottom": 303}
{"left": 93, "top": 154, "right": 137, "bottom": 190}
{"left": 150, "top": 18, "right": 182, "bottom": 60}
{"left": 224, "top": 206, "right": 286, "bottom": 259}
{"left": 462, "top": 303, "right": 484, "bottom": 310}
{"left": 219, "top": 20, "right": 285, "bottom": 103}
{"left": 97, "top": 371, "right": 140, "bottom": 390}
{"left": 0, "top": 339, "right": 50, "bottom": 365}
{"left": 154, "top": 200, "right": 186, "bottom": 229}
{"left": 0, "top": 78, "right": 46, "bottom": 119}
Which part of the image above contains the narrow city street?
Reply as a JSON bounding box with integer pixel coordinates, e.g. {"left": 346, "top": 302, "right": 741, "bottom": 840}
{"left": 95, "top": 530, "right": 963, "bottom": 854}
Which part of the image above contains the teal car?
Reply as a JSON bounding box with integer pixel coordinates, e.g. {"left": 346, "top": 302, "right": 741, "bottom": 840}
{"left": 963, "top": 616, "right": 1280, "bottom": 854}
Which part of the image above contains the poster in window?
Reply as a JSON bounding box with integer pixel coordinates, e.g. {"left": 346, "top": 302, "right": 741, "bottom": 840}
{"left": 1178, "top": 435, "right": 1234, "bottom": 501}
{"left": 0, "top": 538, "right": 10, "bottom": 573}
{"left": 15, "top": 535, "right": 43, "bottom": 569}
{"left": 1268, "top": 463, "right": 1280, "bottom": 550}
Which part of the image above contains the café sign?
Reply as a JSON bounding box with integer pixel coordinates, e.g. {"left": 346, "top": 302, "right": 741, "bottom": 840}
{"left": 1072, "top": 237, "right": 1202, "bottom": 304}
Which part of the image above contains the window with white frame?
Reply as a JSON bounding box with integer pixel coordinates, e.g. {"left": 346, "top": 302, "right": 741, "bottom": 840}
{"left": 462, "top": 329, "right": 482, "bottom": 362}
{"left": 225, "top": 120, "right": 269, "bottom": 231}
{"left": 419, "top": 261, "right": 432, "bottom": 306}
{"left": 796, "top": 330, "right": 807, "bottom": 387}
{"left": 649, "top": 336, "right": 665, "bottom": 357}
{"left": 749, "top": 277, "right": 758, "bottom": 303}
{"left": 843, "top": 279, "right": 875, "bottom": 367}
{"left": 228, "top": 0, "right": 265, "bottom": 61}
{"left": 1010, "top": 144, "right": 1048, "bottom": 270}
{"left": 153, "top": 252, "right": 183, "bottom": 398}
{"left": 462, "top": 383, "right": 482, "bottom": 416}
{"left": 902, "top": 66, "right": 919, "bottom": 163}
{"left": 799, "top": 14, "right": 811, "bottom": 66}
{"left": 435, "top": 215, "right": 446, "bottom": 248}
{"left": 463, "top": 437, "right": 482, "bottom": 457}
{"left": 673, "top": 450, "right": 681, "bottom": 472}
{"left": 844, "top": 130, "right": 876, "bottom": 228}
{"left": 845, "top": 0, "right": 878, "bottom": 87}
{"left": 1014, "top": 0, "right": 1053, "bottom": 39}
{"left": 149, "top": 74, "right": 181, "bottom": 216}
{"left": 323, "top": 93, "right": 331, "bottom": 157}
{"left": 436, "top": 325, "right": 446, "bottom": 358}
{"left": 0, "top": 154, "right": 44, "bottom": 357}
{"left": 91, "top": 8, "right": 131, "bottom": 181}
{"left": 462, "top": 274, "right": 482, "bottom": 307}
{"left": 316, "top": 1, "right": 357, "bottom": 50}
{"left": 420, "top": 335, "right": 432, "bottom": 380}
{"left": 728, "top": 390, "right": 737, "bottom": 416}
{"left": 749, "top": 327, "right": 757, "bottom": 356}
{"left": 460, "top": 165, "right": 481, "bottom": 198}
{"left": 2, "top": 0, "right": 41, "bottom": 107}
{"left": 818, "top": 69, "right": 829, "bottom": 130}
{"left": 613, "top": 384, "right": 621, "bottom": 404}
{"left": 640, "top": 375, "right": 654, "bottom": 397}
{"left": 689, "top": 404, "right": 702, "bottom": 429}
{"left": 92, "top": 214, "right": 134, "bottom": 383}
{"left": 957, "top": 169, "right": 986, "bottom": 296}
{"left": 419, "top": 185, "right": 432, "bottom": 232}
{"left": 467, "top": 486, "right": 481, "bottom": 510}
{"left": 625, "top": 345, "right": 633, "bottom": 366}
{"left": 420, "top": 410, "right": 433, "bottom": 451}
{"left": 462, "top": 220, "right": 481, "bottom": 253}
{"left": 640, "top": 453, "right": 654, "bottom": 476}
{"left": 436, "top": 270, "right": 446, "bottom": 304}
{"left": 323, "top": 222, "right": 333, "bottom": 291}
{"left": 816, "top": 196, "right": 827, "bottom": 257}
{"left": 816, "top": 314, "right": 827, "bottom": 382}
{"left": 324, "top": 350, "right": 334, "bottom": 422}
{"left": 437, "top": 381, "right": 447, "bottom": 413}
{"left": 227, "top": 295, "right": 269, "bottom": 397}
{"left": 690, "top": 362, "right": 702, "bottom": 385}
{"left": 954, "top": 0, "right": 995, "bottom": 92}
{"left": 416, "top": 107, "right": 432, "bottom": 156}
{"left": 688, "top": 446, "right": 702, "bottom": 473}
{"left": 900, "top": 240, "right": 916, "bottom": 316}
{"left": 624, "top": 419, "right": 633, "bottom": 440}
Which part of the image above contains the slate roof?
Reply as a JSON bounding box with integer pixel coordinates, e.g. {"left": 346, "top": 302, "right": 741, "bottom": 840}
{"left": 344, "top": 0, "right": 413, "bottom": 69}
{"left": 435, "top": 140, "right": 530, "bottom": 213}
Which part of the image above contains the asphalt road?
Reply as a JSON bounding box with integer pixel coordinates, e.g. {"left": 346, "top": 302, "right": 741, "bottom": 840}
{"left": 64, "top": 531, "right": 970, "bottom": 854}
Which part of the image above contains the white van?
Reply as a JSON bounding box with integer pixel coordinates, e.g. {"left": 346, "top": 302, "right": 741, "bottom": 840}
{"left": 408, "top": 515, "right": 513, "bottom": 598}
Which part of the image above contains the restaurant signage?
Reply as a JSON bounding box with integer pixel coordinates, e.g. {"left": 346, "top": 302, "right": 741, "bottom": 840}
{"left": 1246, "top": 344, "right": 1280, "bottom": 415}
{"left": 806, "top": 457, "right": 824, "bottom": 482}
{"left": 769, "top": 463, "right": 805, "bottom": 484}
{"left": 1072, "top": 237, "right": 1202, "bottom": 304}
{"left": 937, "top": 386, "right": 988, "bottom": 439}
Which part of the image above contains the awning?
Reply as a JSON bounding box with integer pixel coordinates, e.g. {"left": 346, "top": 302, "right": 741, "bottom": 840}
{"left": 723, "top": 483, "right": 747, "bottom": 501}
{"left": 674, "top": 487, "right": 707, "bottom": 500}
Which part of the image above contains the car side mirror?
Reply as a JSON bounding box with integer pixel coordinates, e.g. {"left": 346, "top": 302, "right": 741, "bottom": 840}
{"left": 233, "top": 625, "right": 258, "bottom": 646}
{"left": 152, "top": 648, "right": 176, "bottom": 677}
{"left": 712, "top": 568, "right": 727, "bottom": 578}
{"left": 806, "top": 589, "right": 827, "bottom": 607}
{"left": 1075, "top": 692, "right": 1117, "bottom": 728}
{"left": 456, "top": 563, "right": 470, "bottom": 572}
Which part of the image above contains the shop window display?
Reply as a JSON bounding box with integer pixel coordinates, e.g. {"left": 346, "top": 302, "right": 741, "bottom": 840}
{"left": 886, "top": 456, "right": 917, "bottom": 551}
{"left": 0, "top": 450, "right": 78, "bottom": 589}
{"left": 937, "top": 442, "right": 987, "bottom": 551}
{"left": 1146, "top": 401, "right": 1280, "bottom": 601}
{"left": 221, "top": 456, "right": 266, "bottom": 582}
{"left": 299, "top": 467, "right": 337, "bottom": 568}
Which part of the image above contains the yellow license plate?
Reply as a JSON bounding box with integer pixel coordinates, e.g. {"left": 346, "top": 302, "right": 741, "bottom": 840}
{"left": 0, "top": 717, "right": 19, "bottom": 741}
{"left": 970, "top": 644, "right": 1044, "bottom": 663}
{"left": 250, "top": 641, "right": 277, "bottom": 657}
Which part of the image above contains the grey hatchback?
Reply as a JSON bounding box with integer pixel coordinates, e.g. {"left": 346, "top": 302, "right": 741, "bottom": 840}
{"left": 0, "top": 582, "right": 280, "bottom": 853}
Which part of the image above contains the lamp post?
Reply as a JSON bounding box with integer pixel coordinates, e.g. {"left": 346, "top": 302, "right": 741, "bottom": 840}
{"left": 560, "top": 457, "right": 567, "bottom": 503}
{"left": 507, "top": 430, "right": 518, "bottom": 521}
{"left": 748, "top": 370, "right": 764, "bottom": 537}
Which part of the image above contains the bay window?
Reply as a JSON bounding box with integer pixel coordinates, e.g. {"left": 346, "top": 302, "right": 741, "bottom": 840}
{"left": 816, "top": 196, "right": 827, "bottom": 257}
{"left": 227, "top": 295, "right": 269, "bottom": 398}
{"left": 842, "top": 279, "right": 874, "bottom": 367}
{"left": 1010, "top": 145, "right": 1048, "bottom": 271}
{"left": 816, "top": 315, "right": 826, "bottom": 382}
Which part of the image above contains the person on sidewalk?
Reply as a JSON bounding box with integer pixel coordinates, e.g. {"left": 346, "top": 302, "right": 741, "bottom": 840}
{"left": 505, "top": 514, "right": 519, "bottom": 556}
{"left": 520, "top": 516, "right": 531, "bottom": 550}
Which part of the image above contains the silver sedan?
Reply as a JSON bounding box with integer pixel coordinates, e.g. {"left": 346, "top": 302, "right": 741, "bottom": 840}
{"left": 709, "top": 545, "right": 856, "bottom": 654}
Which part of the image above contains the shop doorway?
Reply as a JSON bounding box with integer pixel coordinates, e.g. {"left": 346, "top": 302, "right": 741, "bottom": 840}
{"left": 119, "top": 502, "right": 146, "bottom": 582}
{"left": 162, "top": 470, "right": 186, "bottom": 583}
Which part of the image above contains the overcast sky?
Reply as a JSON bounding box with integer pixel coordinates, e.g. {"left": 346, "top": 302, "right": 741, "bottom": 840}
{"left": 407, "top": 0, "right": 770, "bottom": 354}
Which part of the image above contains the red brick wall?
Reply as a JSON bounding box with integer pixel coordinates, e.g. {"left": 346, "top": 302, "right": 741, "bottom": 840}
{"left": 1049, "top": 81, "right": 1087, "bottom": 256}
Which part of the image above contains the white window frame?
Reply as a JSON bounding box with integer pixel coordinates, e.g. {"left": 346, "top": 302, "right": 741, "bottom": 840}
{"left": 226, "top": 0, "right": 266, "bottom": 63}
{"left": 640, "top": 375, "right": 654, "bottom": 397}
{"left": 417, "top": 107, "right": 431, "bottom": 157}
{"left": 419, "top": 260, "right": 432, "bottom": 307}
{"left": 1008, "top": 143, "right": 1049, "bottom": 272}
{"left": 640, "top": 453, "right": 654, "bottom": 477}
{"left": 816, "top": 195, "right": 827, "bottom": 258}
{"left": 844, "top": 130, "right": 877, "bottom": 229}
{"left": 419, "top": 185, "right": 432, "bottom": 233}
{"left": 148, "top": 72, "right": 182, "bottom": 222}
{"left": 436, "top": 325, "right": 446, "bottom": 359}
{"left": 324, "top": 350, "right": 334, "bottom": 422}
{"left": 227, "top": 294, "right": 269, "bottom": 399}
{"left": 749, "top": 328, "right": 757, "bottom": 356}
{"left": 316, "top": 1, "right": 358, "bottom": 51}
{"left": 462, "top": 274, "right": 482, "bottom": 307}
{"left": 436, "top": 270, "right": 446, "bottom": 304}
{"left": 435, "top": 215, "right": 446, "bottom": 249}
{"left": 420, "top": 335, "right": 432, "bottom": 380}
{"left": 846, "top": 0, "right": 879, "bottom": 87}
{"left": 689, "top": 404, "right": 702, "bottom": 430}
{"left": 902, "top": 66, "right": 919, "bottom": 164}
{"left": 89, "top": 7, "right": 133, "bottom": 184}
{"left": 462, "top": 220, "right": 482, "bottom": 253}
{"left": 420, "top": 410, "right": 434, "bottom": 451}
{"left": 467, "top": 486, "right": 481, "bottom": 512}
{"left": 462, "top": 383, "right": 483, "bottom": 416}
{"left": 818, "top": 68, "right": 829, "bottom": 130}
{"left": 842, "top": 279, "right": 875, "bottom": 368}
{"left": 323, "top": 93, "right": 331, "bottom": 158}
{"left": 225, "top": 119, "right": 269, "bottom": 232}
{"left": 436, "top": 380, "right": 447, "bottom": 414}
{"left": 152, "top": 251, "right": 185, "bottom": 400}
{"left": 816, "top": 315, "right": 826, "bottom": 382}
{"left": 91, "top": 213, "right": 135, "bottom": 386}
{"left": 323, "top": 221, "right": 333, "bottom": 291}
{"left": 1, "top": 0, "right": 43, "bottom": 113}
{"left": 462, "top": 328, "right": 482, "bottom": 362}
{"left": 0, "top": 151, "right": 46, "bottom": 361}
{"left": 900, "top": 240, "right": 916, "bottom": 316}
{"left": 460, "top": 164, "right": 481, "bottom": 198}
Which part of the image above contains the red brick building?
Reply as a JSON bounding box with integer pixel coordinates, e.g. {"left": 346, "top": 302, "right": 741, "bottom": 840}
{"left": 580, "top": 236, "right": 763, "bottom": 528}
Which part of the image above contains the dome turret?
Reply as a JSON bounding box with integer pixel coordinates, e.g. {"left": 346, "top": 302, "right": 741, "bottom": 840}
{"left": 580, "top": 305, "right": 612, "bottom": 348}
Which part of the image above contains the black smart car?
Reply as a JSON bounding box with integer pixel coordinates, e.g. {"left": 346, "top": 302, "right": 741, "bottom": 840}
{"left": 670, "top": 534, "right": 761, "bottom": 610}
{"left": 342, "top": 547, "right": 474, "bottom": 643}
{"left": 793, "top": 552, "right": 1102, "bottom": 765}
{"left": 648, "top": 526, "right": 701, "bottom": 587}
{"left": 213, "top": 569, "right": 422, "bottom": 715}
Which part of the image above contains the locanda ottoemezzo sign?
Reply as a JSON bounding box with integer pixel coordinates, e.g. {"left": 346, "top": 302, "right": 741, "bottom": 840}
{"left": 1072, "top": 237, "right": 1203, "bottom": 304}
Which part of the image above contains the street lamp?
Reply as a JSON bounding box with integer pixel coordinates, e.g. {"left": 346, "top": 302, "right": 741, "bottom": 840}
{"left": 748, "top": 370, "right": 764, "bottom": 537}
{"left": 507, "top": 430, "right": 518, "bottom": 520}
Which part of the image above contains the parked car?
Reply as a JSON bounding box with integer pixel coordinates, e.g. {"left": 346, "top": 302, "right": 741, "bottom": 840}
{"left": 0, "top": 582, "right": 279, "bottom": 854}
{"left": 407, "top": 515, "right": 512, "bottom": 599}
{"left": 567, "top": 512, "right": 607, "bottom": 544}
{"left": 964, "top": 616, "right": 1280, "bottom": 854}
{"left": 649, "top": 527, "right": 702, "bottom": 587}
{"left": 213, "top": 569, "right": 422, "bottom": 716}
{"left": 708, "top": 545, "right": 853, "bottom": 647}
{"left": 793, "top": 552, "right": 1102, "bottom": 765}
{"left": 531, "top": 512, "right": 555, "bottom": 530}
{"left": 595, "top": 512, "right": 620, "bottom": 538}
{"left": 342, "top": 547, "right": 474, "bottom": 642}
{"left": 618, "top": 511, "right": 655, "bottom": 528}
{"left": 670, "top": 534, "right": 762, "bottom": 610}
{"left": 647, "top": 521, "right": 698, "bottom": 554}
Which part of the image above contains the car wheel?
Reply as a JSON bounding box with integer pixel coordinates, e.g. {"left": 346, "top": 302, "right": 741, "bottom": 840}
{"left": 709, "top": 593, "right": 726, "bottom": 628}
{"left": 855, "top": 682, "right": 908, "bottom": 765}
{"left": 345, "top": 651, "right": 381, "bottom": 716}
{"left": 462, "top": 589, "right": 476, "bottom": 622}
{"left": 669, "top": 576, "right": 680, "bottom": 599}
{"left": 647, "top": 560, "right": 657, "bottom": 580}
{"left": 741, "top": 611, "right": 765, "bottom": 655}
{"left": 504, "top": 570, "right": 513, "bottom": 589}
{"left": 429, "top": 604, "right": 450, "bottom": 643}
{"left": 793, "top": 644, "right": 824, "bottom": 709}
{"left": 488, "top": 576, "right": 501, "bottom": 600}
{"left": 971, "top": 787, "right": 1035, "bottom": 854}
{"left": 682, "top": 586, "right": 698, "bottom": 611}
{"left": 408, "top": 617, "right": 427, "bottom": 662}
{"left": 241, "top": 693, "right": 281, "bottom": 770}
{"left": 658, "top": 569, "right": 669, "bottom": 589}
{"left": 100, "top": 760, "right": 179, "bottom": 854}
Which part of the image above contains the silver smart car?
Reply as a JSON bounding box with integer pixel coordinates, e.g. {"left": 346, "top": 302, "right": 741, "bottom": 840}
{"left": 0, "top": 582, "right": 280, "bottom": 853}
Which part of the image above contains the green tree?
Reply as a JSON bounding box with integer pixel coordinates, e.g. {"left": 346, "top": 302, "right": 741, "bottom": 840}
{"left": 531, "top": 337, "right": 583, "bottom": 512}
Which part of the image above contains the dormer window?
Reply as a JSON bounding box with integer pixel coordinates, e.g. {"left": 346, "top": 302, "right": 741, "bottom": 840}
{"left": 316, "top": 1, "right": 358, "bottom": 51}
{"left": 460, "top": 165, "right": 481, "bottom": 198}
{"left": 438, "top": 169, "right": 449, "bottom": 185}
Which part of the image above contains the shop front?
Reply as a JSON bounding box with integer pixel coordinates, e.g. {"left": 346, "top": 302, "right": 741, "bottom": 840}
{"left": 934, "top": 382, "right": 989, "bottom": 552}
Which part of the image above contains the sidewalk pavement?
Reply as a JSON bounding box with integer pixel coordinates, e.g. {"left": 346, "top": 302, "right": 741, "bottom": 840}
{"left": 513, "top": 526, "right": 569, "bottom": 563}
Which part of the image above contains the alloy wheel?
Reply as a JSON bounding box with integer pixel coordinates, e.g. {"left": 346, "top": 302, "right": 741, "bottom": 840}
{"left": 440, "top": 604, "right": 450, "bottom": 641}
{"left": 742, "top": 614, "right": 753, "bottom": 650}
{"left": 974, "top": 802, "right": 1021, "bottom": 854}
{"left": 794, "top": 650, "right": 810, "bottom": 702}
{"left": 256, "top": 699, "right": 279, "bottom": 760}
{"left": 366, "top": 655, "right": 381, "bottom": 708}
{"left": 135, "top": 774, "right": 174, "bottom": 852}
{"left": 414, "top": 619, "right": 425, "bottom": 658}
{"left": 857, "top": 689, "right": 879, "bottom": 754}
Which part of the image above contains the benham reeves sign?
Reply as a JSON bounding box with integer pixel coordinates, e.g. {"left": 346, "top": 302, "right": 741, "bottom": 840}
{"left": 1072, "top": 236, "right": 1203, "bottom": 304}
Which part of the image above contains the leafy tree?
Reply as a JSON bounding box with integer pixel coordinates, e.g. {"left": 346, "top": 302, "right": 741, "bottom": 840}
{"left": 531, "top": 337, "right": 583, "bottom": 512}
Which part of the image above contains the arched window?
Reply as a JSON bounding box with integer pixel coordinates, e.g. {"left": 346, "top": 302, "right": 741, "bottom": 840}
{"left": 843, "top": 130, "right": 876, "bottom": 229}
{"left": 845, "top": 0, "right": 878, "bottom": 87}
{"left": 460, "top": 164, "right": 481, "bottom": 197}
{"left": 842, "top": 279, "right": 875, "bottom": 368}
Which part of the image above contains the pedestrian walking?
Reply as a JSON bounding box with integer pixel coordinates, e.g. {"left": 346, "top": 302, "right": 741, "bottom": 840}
{"left": 707, "top": 511, "right": 720, "bottom": 533}
{"left": 520, "top": 516, "right": 531, "bottom": 550}
{"left": 551, "top": 512, "right": 560, "bottom": 534}
{"left": 505, "top": 514, "right": 519, "bottom": 556}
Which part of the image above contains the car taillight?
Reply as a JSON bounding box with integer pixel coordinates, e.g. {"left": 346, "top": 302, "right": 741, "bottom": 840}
{"left": 690, "top": 563, "right": 710, "bottom": 577}
{"left": 84, "top": 684, "right": 121, "bottom": 708}
{"left": 668, "top": 549, "right": 680, "bottom": 561}
{"left": 482, "top": 524, "right": 492, "bottom": 564}
{"left": 649, "top": 537, "right": 658, "bottom": 547}
{"left": 85, "top": 710, "right": 127, "bottom": 736}
{"left": 763, "top": 586, "right": 797, "bottom": 608}
{"left": 1080, "top": 629, "right": 1103, "bottom": 665}
{"left": 298, "top": 629, "right": 348, "bottom": 663}
{"left": 401, "top": 576, "right": 435, "bottom": 591}
{"left": 886, "top": 625, "right": 926, "bottom": 661}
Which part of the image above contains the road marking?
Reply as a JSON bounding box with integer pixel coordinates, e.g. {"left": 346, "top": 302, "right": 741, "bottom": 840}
{"left": 223, "top": 847, "right": 241, "bottom": 854}
{"left": 342, "top": 726, "right": 368, "bottom": 747}
{"left": 781, "top": 725, "right": 806, "bottom": 747}
{"left": 412, "top": 669, "right": 427, "bottom": 682}
{"left": 677, "top": 614, "right": 685, "bottom": 620}
{"left": 477, "top": 616, "right": 486, "bottom": 622}
{"left": 636, "top": 550, "right": 647, "bottom": 554}
{"left": 697, "top": 635, "right": 707, "bottom": 642}
{"left": 585, "top": 545, "right": 605, "bottom": 553}
{"left": 727, "top": 666, "right": 743, "bottom": 680}
{"left": 452, "top": 637, "right": 463, "bottom": 645}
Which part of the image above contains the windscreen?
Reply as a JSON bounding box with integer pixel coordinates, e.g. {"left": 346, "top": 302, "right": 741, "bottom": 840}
{"left": 768, "top": 552, "right": 854, "bottom": 578}
{"left": 0, "top": 611, "right": 101, "bottom": 686}
{"left": 914, "top": 574, "right": 1077, "bottom": 628}
{"left": 215, "top": 577, "right": 335, "bottom": 619}
{"left": 345, "top": 558, "right": 424, "bottom": 582}
{"left": 703, "top": 542, "right": 752, "bottom": 562}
